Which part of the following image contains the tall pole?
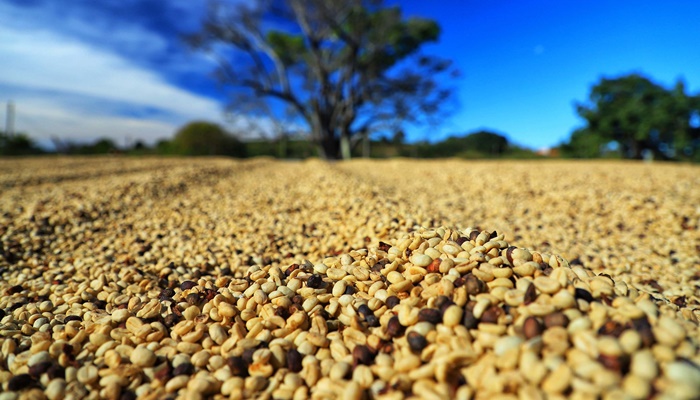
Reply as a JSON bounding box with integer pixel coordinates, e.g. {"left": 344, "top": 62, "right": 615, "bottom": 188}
{"left": 6, "top": 101, "right": 15, "bottom": 137}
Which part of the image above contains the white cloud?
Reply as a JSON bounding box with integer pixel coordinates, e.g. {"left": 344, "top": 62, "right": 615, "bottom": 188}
{"left": 0, "top": 9, "right": 236, "bottom": 147}
{"left": 0, "top": 26, "right": 223, "bottom": 120}
{"left": 0, "top": 1, "right": 293, "bottom": 148}
{"left": 7, "top": 94, "right": 180, "bottom": 147}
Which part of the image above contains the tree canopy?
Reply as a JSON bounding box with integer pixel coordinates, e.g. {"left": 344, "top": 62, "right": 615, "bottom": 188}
{"left": 0, "top": 131, "right": 44, "bottom": 156}
{"left": 570, "top": 73, "right": 700, "bottom": 160}
{"left": 172, "top": 121, "right": 246, "bottom": 157}
{"left": 187, "top": 0, "right": 456, "bottom": 159}
{"left": 416, "top": 130, "right": 510, "bottom": 158}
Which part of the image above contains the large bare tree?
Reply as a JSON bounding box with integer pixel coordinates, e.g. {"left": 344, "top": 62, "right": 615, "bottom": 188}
{"left": 187, "top": 0, "right": 456, "bottom": 159}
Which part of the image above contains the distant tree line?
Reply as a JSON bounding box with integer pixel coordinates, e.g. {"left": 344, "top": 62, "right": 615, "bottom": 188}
{"left": 0, "top": 131, "right": 44, "bottom": 156}
{"left": 1, "top": 122, "right": 543, "bottom": 159}
{"left": 4, "top": 71, "right": 699, "bottom": 162}
{"left": 561, "top": 73, "right": 700, "bottom": 161}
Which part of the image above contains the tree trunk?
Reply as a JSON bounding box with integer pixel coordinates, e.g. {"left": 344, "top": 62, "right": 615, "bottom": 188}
{"left": 318, "top": 129, "right": 340, "bottom": 160}
{"left": 362, "top": 132, "right": 370, "bottom": 158}
{"left": 340, "top": 134, "right": 351, "bottom": 160}
{"left": 311, "top": 110, "right": 343, "bottom": 160}
{"left": 276, "top": 138, "right": 287, "bottom": 159}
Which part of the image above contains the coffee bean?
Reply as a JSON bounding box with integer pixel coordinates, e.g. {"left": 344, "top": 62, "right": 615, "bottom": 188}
{"left": 173, "top": 362, "right": 195, "bottom": 376}
{"left": 286, "top": 349, "right": 303, "bottom": 373}
{"left": 523, "top": 283, "right": 537, "bottom": 305}
{"left": 575, "top": 288, "right": 594, "bottom": 303}
{"left": 7, "top": 374, "right": 36, "bottom": 391}
{"left": 385, "top": 296, "right": 400, "bottom": 309}
{"left": 28, "top": 361, "right": 53, "bottom": 378}
{"left": 352, "top": 345, "right": 375, "bottom": 368}
{"left": 463, "top": 309, "right": 478, "bottom": 330}
{"left": 544, "top": 312, "right": 569, "bottom": 328}
{"left": 407, "top": 331, "right": 428, "bottom": 353}
{"left": 228, "top": 356, "right": 249, "bottom": 377}
{"left": 417, "top": 308, "right": 442, "bottom": 324}
{"left": 386, "top": 316, "right": 404, "bottom": 338}
{"left": 307, "top": 274, "right": 323, "bottom": 289}
{"left": 186, "top": 293, "right": 200, "bottom": 306}
{"left": 523, "top": 316, "right": 544, "bottom": 339}
{"left": 480, "top": 306, "right": 503, "bottom": 324}
{"left": 465, "top": 274, "right": 486, "bottom": 295}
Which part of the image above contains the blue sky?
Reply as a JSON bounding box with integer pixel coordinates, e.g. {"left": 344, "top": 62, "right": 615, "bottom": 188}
{"left": 1, "top": 0, "right": 699, "bottom": 150}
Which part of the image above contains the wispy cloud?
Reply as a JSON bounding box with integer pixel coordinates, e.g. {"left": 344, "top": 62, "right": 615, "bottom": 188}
{"left": 0, "top": 26, "right": 222, "bottom": 115}
{"left": 0, "top": 0, "right": 240, "bottom": 147}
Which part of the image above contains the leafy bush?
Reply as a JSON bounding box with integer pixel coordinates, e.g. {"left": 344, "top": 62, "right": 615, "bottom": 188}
{"left": 171, "top": 121, "right": 247, "bottom": 157}
{"left": 0, "top": 131, "right": 44, "bottom": 156}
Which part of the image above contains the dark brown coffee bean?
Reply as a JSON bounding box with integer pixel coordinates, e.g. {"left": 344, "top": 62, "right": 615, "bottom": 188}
{"left": 7, "top": 284, "right": 23, "bottom": 295}
{"left": 544, "top": 312, "right": 569, "bottom": 328}
{"left": 46, "top": 364, "right": 65, "bottom": 380}
{"left": 598, "top": 320, "right": 626, "bottom": 337}
{"left": 366, "top": 314, "right": 379, "bottom": 327}
{"left": 203, "top": 288, "right": 217, "bottom": 301}
{"left": 286, "top": 349, "right": 303, "bottom": 373}
{"left": 523, "top": 316, "right": 544, "bottom": 339}
{"left": 163, "top": 313, "right": 180, "bottom": 327}
{"left": 28, "top": 361, "right": 53, "bottom": 378}
{"left": 352, "top": 345, "right": 375, "bottom": 368}
{"left": 480, "top": 306, "right": 503, "bottom": 324}
{"left": 120, "top": 390, "right": 137, "bottom": 400}
{"left": 7, "top": 374, "right": 35, "bottom": 391}
{"left": 672, "top": 296, "right": 687, "bottom": 307}
{"left": 631, "top": 316, "right": 655, "bottom": 348}
{"left": 385, "top": 296, "right": 400, "bottom": 309}
{"left": 307, "top": 274, "right": 323, "bottom": 289}
{"left": 462, "top": 309, "right": 478, "bottom": 330}
{"left": 523, "top": 283, "right": 537, "bottom": 305}
{"left": 434, "top": 295, "right": 454, "bottom": 314}
{"left": 228, "top": 356, "right": 249, "bottom": 377}
{"left": 242, "top": 348, "right": 256, "bottom": 365}
{"left": 153, "top": 362, "right": 172, "bottom": 381}
{"left": 407, "top": 331, "right": 428, "bottom": 353}
{"left": 158, "top": 288, "right": 175, "bottom": 300}
{"left": 291, "top": 294, "right": 304, "bottom": 306}
{"left": 465, "top": 274, "right": 486, "bottom": 295}
{"left": 180, "top": 281, "right": 196, "bottom": 291}
{"left": 417, "top": 308, "right": 442, "bottom": 324}
{"left": 173, "top": 362, "right": 195, "bottom": 376}
{"left": 357, "top": 304, "right": 372, "bottom": 317}
{"left": 274, "top": 306, "right": 290, "bottom": 320}
{"left": 93, "top": 300, "right": 107, "bottom": 310}
{"left": 386, "top": 316, "right": 404, "bottom": 338}
{"left": 598, "top": 353, "right": 630, "bottom": 374}
{"left": 575, "top": 288, "right": 594, "bottom": 303}
{"left": 186, "top": 293, "right": 200, "bottom": 306}
{"left": 285, "top": 264, "right": 300, "bottom": 276}
{"left": 506, "top": 246, "right": 517, "bottom": 264}
{"left": 64, "top": 315, "right": 81, "bottom": 323}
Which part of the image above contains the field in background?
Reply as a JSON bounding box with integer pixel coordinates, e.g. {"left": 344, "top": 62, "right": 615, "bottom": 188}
{"left": 2, "top": 157, "right": 698, "bottom": 306}
{"left": 0, "top": 157, "right": 698, "bottom": 398}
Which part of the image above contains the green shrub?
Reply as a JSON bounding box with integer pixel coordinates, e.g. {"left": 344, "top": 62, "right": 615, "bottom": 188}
{"left": 172, "top": 121, "right": 247, "bottom": 157}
